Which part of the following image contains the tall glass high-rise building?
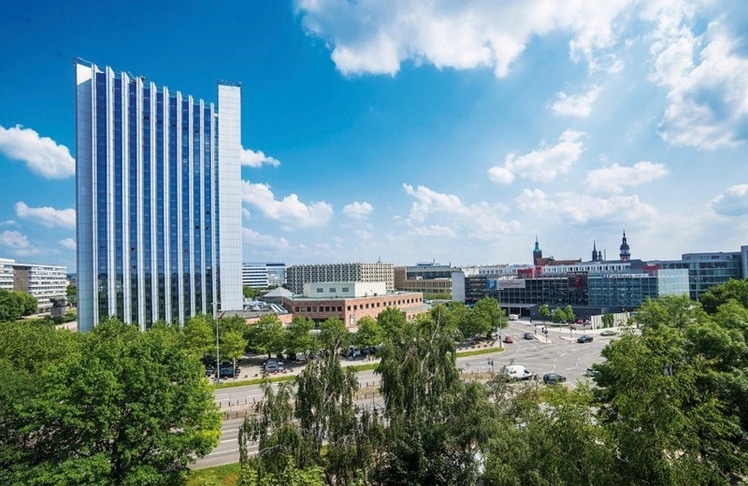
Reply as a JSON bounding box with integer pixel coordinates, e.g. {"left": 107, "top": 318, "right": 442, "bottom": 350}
{"left": 75, "top": 61, "right": 243, "bottom": 332}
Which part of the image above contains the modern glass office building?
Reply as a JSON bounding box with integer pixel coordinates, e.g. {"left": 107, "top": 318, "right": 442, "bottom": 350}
{"left": 75, "top": 61, "right": 243, "bottom": 332}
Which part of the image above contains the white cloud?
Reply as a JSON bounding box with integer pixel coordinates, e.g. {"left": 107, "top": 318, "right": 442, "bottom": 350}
{"left": 241, "top": 181, "right": 333, "bottom": 229}
{"left": 0, "top": 220, "right": 18, "bottom": 227}
{"left": 712, "top": 184, "right": 748, "bottom": 216}
{"left": 0, "top": 230, "right": 41, "bottom": 256}
{"left": 643, "top": 4, "right": 748, "bottom": 149}
{"left": 0, "top": 125, "right": 75, "bottom": 178}
{"left": 59, "top": 238, "right": 76, "bottom": 250}
{"left": 354, "top": 229, "right": 374, "bottom": 240}
{"left": 551, "top": 85, "right": 602, "bottom": 117}
{"left": 489, "top": 130, "right": 585, "bottom": 184}
{"left": 242, "top": 228, "right": 291, "bottom": 249}
{"left": 410, "top": 224, "right": 456, "bottom": 238}
{"left": 516, "top": 188, "right": 657, "bottom": 225}
{"left": 402, "top": 183, "right": 521, "bottom": 239}
{"left": 241, "top": 148, "right": 281, "bottom": 168}
{"left": 585, "top": 161, "right": 669, "bottom": 193}
{"left": 487, "top": 166, "right": 514, "bottom": 185}
{"left": 295, "top": 0, "right": 633, "bottom": 77}
{"left": 14, "top": 202, "right": 76, "bottom": 229}
{"left": 343, "top": 201, "right": 373, "bottom": 220}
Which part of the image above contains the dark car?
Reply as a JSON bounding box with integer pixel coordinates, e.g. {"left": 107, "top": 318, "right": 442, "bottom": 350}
{"left": 542, "top": 373, "right": 567, "bottom": 385}
{"left": 503, "top": 335, "right": 514, "bottom": 344}
{"left": 523, "top": 332, "right": 534, "bottom": 340}
{"left": 263, "top": 361, "right": 285, "bottom": 374}
{"left": 218, "top": 367, "right": 239, "bottom": 379}
{"left": 577, "top": 334, "right": 594, "bottom": 343}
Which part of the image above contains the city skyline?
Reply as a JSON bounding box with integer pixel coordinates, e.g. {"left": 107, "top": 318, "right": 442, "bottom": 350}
{"left": 1, "top": 1, "right": 748, "bottom": 272}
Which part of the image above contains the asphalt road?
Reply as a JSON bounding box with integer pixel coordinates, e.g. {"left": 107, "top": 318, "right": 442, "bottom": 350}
{"left": 195, "top": 321, "right": 617, "bottom": 469}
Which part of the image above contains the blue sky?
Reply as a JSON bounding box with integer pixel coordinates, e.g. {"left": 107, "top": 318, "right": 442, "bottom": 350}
{"left": 2, "top": 0, "right": 748, "bottom": 272}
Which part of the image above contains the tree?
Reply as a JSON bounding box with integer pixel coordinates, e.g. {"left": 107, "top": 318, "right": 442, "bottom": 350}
{"left": 377, "top": 307, "right": 407, "bottom": 343}
{"left": 353, "top": 316, "right": 382, "bottom": 350}
{"left": 373, "top": 308, "right": 491, "bottom": 485}
{"left": 247, "top": 315, "right": 286, "bottom": 358}
{"left": 66, "top": 284, "right": 77, "bottom": 307}
{"left": 564, "top": 305, "right": 575, "bottom": 324}
{"left": 0, "top": 289, "right": 37, "bottom": 322}
{"left": 0, "top": 318, "right": 221, "bottom": 485}
{"left": 472, "top": 297, "right": 504, "bottom": 339}
{"left": 594, "top": 295, "right": 748, "bottom": 484}
{"left": 243, "top": 285, "right": 263, "bottom": 300}
{"left": 700, "top": 278, "right": 748, "bottom": 314}
{"left": 182, "top": 313, "right": 215, "bottom": 359}
{"left": 552, "top": 307, "right": 567, "bottom": 323}
{"left": 284, "top": 316, "right": 318, "bottom": 360}
{"left": 239, "top": 331, "right": 376, "bottom": 485}
{"left": 318, "top": 317, "right": 350, "bottom": 353}
{"left": 538, "top": 303, "right": 551, "bottom": 323}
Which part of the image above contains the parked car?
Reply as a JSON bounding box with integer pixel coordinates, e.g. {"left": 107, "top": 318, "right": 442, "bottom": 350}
{"left": 584, "top": 367, "right": 598, "bottom": 377}
{"left": 263, "top": 362, "right": 285, "bottom": 374}
{"left": 218, "top": 367, "right": 239, "bottom": 379}
{"left": 503, "top": 335, "right": 514, "bottom": 344}
{"left": 601, "top": 329, "right": 617, "bottom": 336}
{"left": 523, "top": 332, "right": 534, "bottom": 340}
{"left": 542, "top": 372, "right": 567, "bottom": 385}
{"left": 502, "top": 364, "right": 534, "bottom": 380}
{"left": 577, "top": 334, "right": 594, "bottom": 343}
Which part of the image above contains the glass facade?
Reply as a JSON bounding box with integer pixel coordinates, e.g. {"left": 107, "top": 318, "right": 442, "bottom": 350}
{"left": 76, "top": 62, "right": 242, "bottom": 331}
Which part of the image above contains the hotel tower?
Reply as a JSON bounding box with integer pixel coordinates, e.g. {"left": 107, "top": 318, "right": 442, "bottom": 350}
{"left": 75, "top": 61, "right": 243, "bottom": 331}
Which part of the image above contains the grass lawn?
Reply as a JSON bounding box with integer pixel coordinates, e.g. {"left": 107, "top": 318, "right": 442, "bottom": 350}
{"left": 186, "top": 462, "right": 241, "bottom": 486}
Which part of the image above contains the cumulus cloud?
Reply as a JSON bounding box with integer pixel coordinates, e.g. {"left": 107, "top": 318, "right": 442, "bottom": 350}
{"left": 354, "top": 229, "right": 373, "bottom": 240}
{"left": 585, "top": 161, "right": 669, "bottom": 193}
{"left": 59, "top": 238, "right": 76, "bottom": 250}
{"left": 241, "top": 181, "right": 333, "bottom": 229}
{"left": 0, "top": 125, "right": 75, "bottom": 178}
{"left": 516, "top": 188, "right": 657, "bottom": 224}
{"left": 343, "top": 201, "right": 373, "bottom": 220}
{"left": 242, "top": 228, "right": 292, "bottom": 249}
{"left": 295, "top": 0, "right": 632, "bottom": 77}
{"left": 15, "top": 202, "right": 76, "bottom": 229}
{"left": 0, "top": 220, "right": 18, "bottom": 227}
{"left": 0, "top": 230, "right": 41, "bottom": 256}
{"left": 551, "top": 85, "right": 602, "bottom": 117}
{"left": 410, "top": 224, "right": 456, "bottom": 238}
{"left": 402, "top": 183, "right": 521, "bottom": 239}
{"left": 241, "top": 148, "right": 281, "bottom": 168}
{"left": 643, "top": 5, "right": 748, "bottom": 149}
{"left": 712, "top": 184, "right": 748, "bottom": 216}
{"left": 488, "top": 130, "right": 585, "bottom": 184}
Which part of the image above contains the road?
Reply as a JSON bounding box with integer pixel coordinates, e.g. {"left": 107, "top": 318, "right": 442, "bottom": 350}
{"left": 195, "top": 321, "right": 616, "bottom": 469}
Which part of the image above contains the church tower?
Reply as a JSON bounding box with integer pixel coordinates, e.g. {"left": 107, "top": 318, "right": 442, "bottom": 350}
{"left": 619, "top": 231, "right": 631, "bottom": 262}
{"left": 533, "top": 236, "right": 543, "bottom": 265}
{"left": 592, "top": 240, "right": 602, "bottom": 262}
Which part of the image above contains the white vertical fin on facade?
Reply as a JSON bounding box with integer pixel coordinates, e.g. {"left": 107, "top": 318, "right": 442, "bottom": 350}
{"left": 75, "top": 61, "right": 95, "bottom": 332}
{"left": 122, "top": 72, "right": 131, "bottom": 324}
{"left": 217, "top": 83, "right": 243, "bottom": 311}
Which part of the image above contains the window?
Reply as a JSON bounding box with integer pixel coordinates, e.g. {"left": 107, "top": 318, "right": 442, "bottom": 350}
{"left": 342, "top": 287, "right": 349, "bottom": 292}
{"left": 329, "top": 287, "right": 336, "bottom": 293}
{"left": 317, "top": 287, "right": 323, "bottom": 293}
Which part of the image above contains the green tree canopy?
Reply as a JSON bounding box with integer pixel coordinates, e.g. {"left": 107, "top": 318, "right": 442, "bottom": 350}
{"left": 0, "top": 318, "right": 220, "bottom": 486}
{"left": 353, "top": 316, "right": 383, "bottom": 349}
{"left": 0, "top": 289, "right": 37, "bottom": 322}
{"left": 246, "top": 315, "right": 286, "bottom": 358}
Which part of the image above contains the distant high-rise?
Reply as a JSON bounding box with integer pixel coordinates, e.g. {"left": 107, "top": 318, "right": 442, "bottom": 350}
{"left": 75, "top": 61, "right": 243, "bottom": 331}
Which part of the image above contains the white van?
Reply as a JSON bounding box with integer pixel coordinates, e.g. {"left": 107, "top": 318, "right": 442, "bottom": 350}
{"left": 501, "top": 364, "right": 534, "bottom": 381}
{"left": 508, "top": 314, "right": 519, "bottom": 321}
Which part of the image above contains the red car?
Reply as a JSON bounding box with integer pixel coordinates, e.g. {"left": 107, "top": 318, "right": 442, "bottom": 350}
{"left": 503, "top": 335, "right": 514, "bottom": 344}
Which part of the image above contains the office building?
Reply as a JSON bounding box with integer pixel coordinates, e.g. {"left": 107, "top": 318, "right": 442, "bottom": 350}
{"left": 75, "top": 61, "right": 243, "bottom": 331}
{"left": 242, "top": 262, "right": 286, "bottom": 288}
{"left": 653, "top": 247, "right": 748, "bottom": 301}
{"left": 286, "top": 262, "right": 394, "bottom": 295}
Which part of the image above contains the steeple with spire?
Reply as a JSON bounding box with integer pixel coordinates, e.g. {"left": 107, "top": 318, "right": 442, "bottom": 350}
{"left": 591, "top": 240, "right": 602, "bottom": 262}
{"left": 533, "top": 236, "right": 543, "bottom": 265}
{"left": 619, "top": 230, "right": 631, "bottom": 262}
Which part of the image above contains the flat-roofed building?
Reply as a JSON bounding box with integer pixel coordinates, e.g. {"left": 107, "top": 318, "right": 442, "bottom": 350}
{"left": 0, "top": 258, "right": 68, "bottom": 313}
{"left": 281, "top": 281, "right": 425, "bottom": 328}
{"left": 286, "top": 262, "right": 394, "bottom": 295}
